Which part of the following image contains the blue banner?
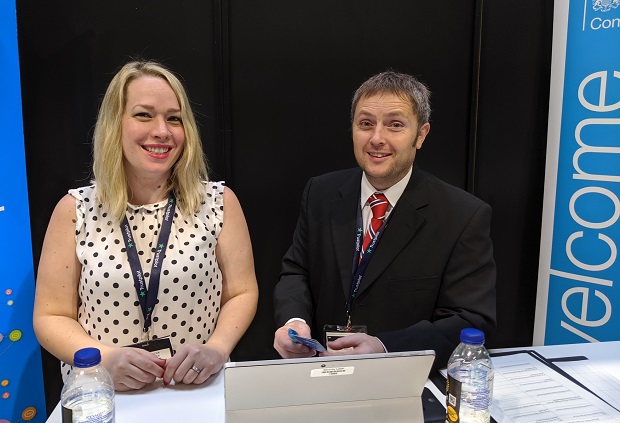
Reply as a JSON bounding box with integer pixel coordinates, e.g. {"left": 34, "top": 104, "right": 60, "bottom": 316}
{"left": 535, "top": 0, "right": 620, "bottom": 345}
{"left": 0, "top": 0, "right": 47, "bottom": 421}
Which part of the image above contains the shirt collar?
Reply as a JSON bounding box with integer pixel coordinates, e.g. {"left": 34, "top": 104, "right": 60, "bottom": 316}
{"left": 360, "top": 165, "right": 413, "bottom": 208}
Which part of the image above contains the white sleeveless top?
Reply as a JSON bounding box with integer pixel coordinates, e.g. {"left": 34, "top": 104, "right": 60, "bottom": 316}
{"left": 61, "top": 181, "right": 224, "bottom": 379}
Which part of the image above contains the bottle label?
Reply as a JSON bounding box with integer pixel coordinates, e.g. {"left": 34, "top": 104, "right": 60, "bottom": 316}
{"left": 61, "top": 405, "right": 73, "bottom": 423}
{"left": 445, "top": 374, "right": 462, "bottom": 423}
{"left": 61, "top": 403, "right": 114, "bottom": 423}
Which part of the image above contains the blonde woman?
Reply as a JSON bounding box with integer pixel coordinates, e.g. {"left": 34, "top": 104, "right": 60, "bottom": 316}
{"left": 34, "top": 60, "right": 258, "bottom": 391}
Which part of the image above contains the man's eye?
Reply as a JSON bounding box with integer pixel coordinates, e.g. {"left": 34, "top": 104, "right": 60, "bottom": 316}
{"left": 359, "top": 120, "right": 372, "bottom": 127}
{"left": 390, "top": 122, "right": 404, "bottom": 128}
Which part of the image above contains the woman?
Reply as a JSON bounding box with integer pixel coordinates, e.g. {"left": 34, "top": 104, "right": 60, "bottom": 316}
{"left": 33, "top": 60, "right": 258, "bottom": 391}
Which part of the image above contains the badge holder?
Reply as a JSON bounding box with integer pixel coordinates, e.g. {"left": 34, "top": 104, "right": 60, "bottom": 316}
{"left": 323, "top": 324, "right": 368, "bottom": 352}
{"left": 288, "top": 328, "right": 326, "bottom": 352}
{"left": 126, "top": 336, "right": 173, "bottom": 360}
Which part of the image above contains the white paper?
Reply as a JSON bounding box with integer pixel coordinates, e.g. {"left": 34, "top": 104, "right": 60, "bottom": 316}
{"left": 491, "top": 353, "right": 620, "bottom": 422}
{"left": 552, "top": 359, "right": 620, "bottom": 411}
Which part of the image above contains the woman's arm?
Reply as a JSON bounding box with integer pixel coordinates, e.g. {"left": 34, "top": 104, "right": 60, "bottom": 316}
{"left": 162, "top": 186, "right": 258, "bottom": 385}
{"left": 33, "top": 194, "right": 166, "bottom": 390}
{"left": 208, "top": 186, "right": 259, "bottom": 357}
{"left": 33, "top": 194, "right": 97, "bottom": 363}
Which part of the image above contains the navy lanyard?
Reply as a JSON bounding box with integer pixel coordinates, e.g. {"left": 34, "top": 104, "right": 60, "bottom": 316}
{"left": 347, "top": 199, "right": 392, "bottom": 325}
{"left": 120, "top": 195, "right": 176, "bottom": 334}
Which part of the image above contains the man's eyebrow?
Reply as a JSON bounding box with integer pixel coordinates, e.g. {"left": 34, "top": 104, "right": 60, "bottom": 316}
{"left": 383, "top": 110, "right": 409, "bottom": 117}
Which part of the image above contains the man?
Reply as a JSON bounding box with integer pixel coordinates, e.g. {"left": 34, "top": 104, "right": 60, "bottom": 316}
{"left": 273, "top": 71, "right": 496, "bottom": 370}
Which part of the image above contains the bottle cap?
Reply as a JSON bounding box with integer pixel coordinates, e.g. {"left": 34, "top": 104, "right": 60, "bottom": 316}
{"left": 460, "top": 328, "right": 485, "bottom": 345}
{"left": 73, "top": 347, "right": 102, "bottom": 368}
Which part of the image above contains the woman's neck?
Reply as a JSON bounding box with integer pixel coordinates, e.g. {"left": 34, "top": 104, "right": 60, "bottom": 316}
{"left": 127, "top": 175, "right": 171, "bottom": 206}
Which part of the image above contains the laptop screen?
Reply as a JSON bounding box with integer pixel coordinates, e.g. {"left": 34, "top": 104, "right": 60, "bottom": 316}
{"left": 224, "top": 350, "right": 435, "bottom": 422}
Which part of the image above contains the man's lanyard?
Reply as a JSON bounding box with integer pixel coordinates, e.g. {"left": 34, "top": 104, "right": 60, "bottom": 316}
{"left": 120, "top": 195, "right": 176, "bottom": 335}
{"left": 347, "top": 199, "right": 392, "bottom": 326}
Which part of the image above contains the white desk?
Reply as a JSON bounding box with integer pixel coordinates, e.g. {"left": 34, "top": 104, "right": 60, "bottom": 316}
{"left": 45, "top": 341, "right": 620, "bottom": 422}
{"left": 46, "top": 370, "right": 227, "bottom": 422}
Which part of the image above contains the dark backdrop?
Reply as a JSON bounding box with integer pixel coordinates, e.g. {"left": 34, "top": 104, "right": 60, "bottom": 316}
{"left": 17, "top": 0, "right": 553, "bottom": 415}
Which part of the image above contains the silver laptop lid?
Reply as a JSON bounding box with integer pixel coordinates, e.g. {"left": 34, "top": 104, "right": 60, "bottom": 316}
{"left": 224, "top": 350, "right": 435, "bottom": 412}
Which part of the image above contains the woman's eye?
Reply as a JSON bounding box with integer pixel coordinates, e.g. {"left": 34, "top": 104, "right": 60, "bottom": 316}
{"left": 168, "top": 116, "right": 183, "bottom": 124}
{"left": 135, "top": 112, "right": 151, "bottom": 118}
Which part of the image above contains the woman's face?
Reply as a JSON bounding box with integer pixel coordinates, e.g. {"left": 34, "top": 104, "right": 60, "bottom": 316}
{"left": 121, "top": 76, "right": 185, "bottom": 181}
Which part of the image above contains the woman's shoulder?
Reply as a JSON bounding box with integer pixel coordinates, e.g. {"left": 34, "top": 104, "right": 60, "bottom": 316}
{"left": 68, "top": 184, "right": 97, "bottom": 202}
{"left": 199, "top": 180, "right": 226, "bottom": 206}
{"left": 201, "top": 180, "right": 225, "bottom": 196}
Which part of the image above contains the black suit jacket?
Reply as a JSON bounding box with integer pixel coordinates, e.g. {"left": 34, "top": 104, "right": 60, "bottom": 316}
{"left": 274, "top": 166, "right": 496, "bottom": 369}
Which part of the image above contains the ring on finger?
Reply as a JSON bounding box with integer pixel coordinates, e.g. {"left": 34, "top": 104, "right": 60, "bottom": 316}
{"left": 191, "top": 365, "right": 201, "bottom": 373}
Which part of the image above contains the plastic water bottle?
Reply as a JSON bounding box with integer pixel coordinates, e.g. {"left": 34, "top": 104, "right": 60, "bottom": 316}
{"left": 445, "top": 328, "right": 494, "bottom": 423}
{"left": 61, "top": 347, "right": 115, "bottom": 423}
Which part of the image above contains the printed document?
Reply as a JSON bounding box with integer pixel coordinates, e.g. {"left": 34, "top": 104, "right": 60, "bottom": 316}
{"left": 491, "top": 352, "right": 620, "bottom": 422}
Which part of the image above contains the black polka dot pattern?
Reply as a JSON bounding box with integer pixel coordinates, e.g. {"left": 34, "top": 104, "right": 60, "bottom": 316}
{"left": 60, "top": 182, "right": 225, "bottom": 378}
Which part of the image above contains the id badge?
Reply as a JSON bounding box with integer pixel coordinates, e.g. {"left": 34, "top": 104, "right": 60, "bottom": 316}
{"left": 323, "top": 324, "right": 367, "bottom": 352}
{"left": 288, "top": 328, "right": 326, "bottom": 352}
{"left": 126, "top": 336, "right": 173, "bottom": 359}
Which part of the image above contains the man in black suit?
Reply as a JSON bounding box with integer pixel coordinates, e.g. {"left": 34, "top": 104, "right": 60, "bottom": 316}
{"left": 273, "top": 71, "right": 496, "bottom": 370}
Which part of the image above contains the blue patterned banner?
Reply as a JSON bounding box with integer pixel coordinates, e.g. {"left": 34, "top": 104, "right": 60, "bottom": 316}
{"left": 535, "top": 0, "right": 620, "bottom": 345}
{"left": 0, "top": 0, "right": 47, "bottom": 421}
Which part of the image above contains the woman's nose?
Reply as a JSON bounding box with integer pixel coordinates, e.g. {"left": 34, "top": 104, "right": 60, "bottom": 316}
{"left": 152, "top": 117, "right": 171, "bottom": 139}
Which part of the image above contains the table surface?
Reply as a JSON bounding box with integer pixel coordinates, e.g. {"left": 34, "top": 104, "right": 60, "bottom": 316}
{"left": 45, "top": 341, "right": 620, "bottom": 422}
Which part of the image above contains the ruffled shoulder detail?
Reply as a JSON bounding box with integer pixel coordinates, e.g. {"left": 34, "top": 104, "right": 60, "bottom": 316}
{"left": 68, "top": 185, "right": 96, "bottom": 235}
{"left": 198, "top": 181, "right": 225, "bottom": 239}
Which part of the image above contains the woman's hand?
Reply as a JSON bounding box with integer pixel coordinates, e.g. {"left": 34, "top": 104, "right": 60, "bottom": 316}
{"left": 162, "top": 343, "right": 228, "bottom": 385}
{"left": 101, "top": 347, "right": 166, "bottom": 391}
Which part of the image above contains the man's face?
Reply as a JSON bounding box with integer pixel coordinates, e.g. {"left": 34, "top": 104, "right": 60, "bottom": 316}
{"left": 352, "top": 92, "right": 430, "bottom": 190}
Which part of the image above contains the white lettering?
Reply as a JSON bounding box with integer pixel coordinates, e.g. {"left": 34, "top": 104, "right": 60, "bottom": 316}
{"left": 573, "top": 118, "right": 620, "bottom": 182}
{"left": 136, "top": 270, "right": 145, "bottom": 290}
{"left": 560, "top": 321, "right": 600, "bottom": 342}
{"left": 556, "top": 71, "right": 620, "bottom": 340}
{"left": 124, "top": 224, "right": 134, "bottom": 242}
{"left": 578, "top": 71, "right": 620, "bottom": 112}
{"left": 549, "top": 268, "right": 613, "bottom": 286}
{"left": 562, "top": 287, "right": 612, "bottom": 327}
{"left": 590, "top": 17, "right": 620, "bottom": 31}
{"left": 569, "top": 187, "right": 620, "bottom": 228}
{"left": 566, "top": 232, "right": 617, "bottom": 271}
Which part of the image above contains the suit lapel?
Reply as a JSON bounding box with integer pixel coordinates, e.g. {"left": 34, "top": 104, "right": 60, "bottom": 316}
{"left": 330, "top": 170, "right": 362, "bottom": 298}
{"left": 356, "top": 167, "right": 429, "bottom": 296}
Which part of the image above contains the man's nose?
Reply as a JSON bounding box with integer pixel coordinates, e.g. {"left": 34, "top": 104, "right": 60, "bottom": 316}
{"left": 369, "top": 125, "right": 385, "bottom": 145}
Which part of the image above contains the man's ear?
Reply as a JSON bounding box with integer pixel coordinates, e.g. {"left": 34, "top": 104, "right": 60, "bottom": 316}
{"left": 415, "top": 122, "right": 431, "bottom": 149}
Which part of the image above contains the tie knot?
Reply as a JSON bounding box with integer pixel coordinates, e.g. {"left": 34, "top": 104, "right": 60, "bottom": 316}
{"left": 368, "top": 193, "right": 389, "bottom": 220}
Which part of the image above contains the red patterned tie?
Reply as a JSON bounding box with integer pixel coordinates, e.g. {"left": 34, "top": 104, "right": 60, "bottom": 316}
{"left": 360, "top": 193, "right": 389, "bottom": 262}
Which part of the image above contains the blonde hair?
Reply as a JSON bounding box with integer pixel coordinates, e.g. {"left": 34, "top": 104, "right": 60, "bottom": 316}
{"left": 92, "top": 60, "right": 209, "bottom": 221}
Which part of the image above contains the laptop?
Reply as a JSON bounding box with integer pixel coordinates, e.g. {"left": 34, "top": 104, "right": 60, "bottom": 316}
{"left": 224, "top": 350, "right": 435, "bottom": 423}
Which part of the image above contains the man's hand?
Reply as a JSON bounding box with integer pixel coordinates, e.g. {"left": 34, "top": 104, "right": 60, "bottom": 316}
{"left": 320, "top": 333, "right": 385, "bottom": 356}
{"left": 273, "top": 321, "right": 317, "bottom": 358}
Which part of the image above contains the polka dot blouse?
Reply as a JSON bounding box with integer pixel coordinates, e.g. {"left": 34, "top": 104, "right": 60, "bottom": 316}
{"left": 61, "top": 181, "right": 225, "bottom": 379}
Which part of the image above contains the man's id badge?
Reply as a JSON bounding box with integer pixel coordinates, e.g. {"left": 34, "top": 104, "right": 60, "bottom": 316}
{"left": 323, "top": 324, "right": 367, "bottom": 352}
{"left": 126, "top": 336, "right": 173, "bottom": 359}
{"left": 288, "top": 328, "right": 326, "bottom": 352}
